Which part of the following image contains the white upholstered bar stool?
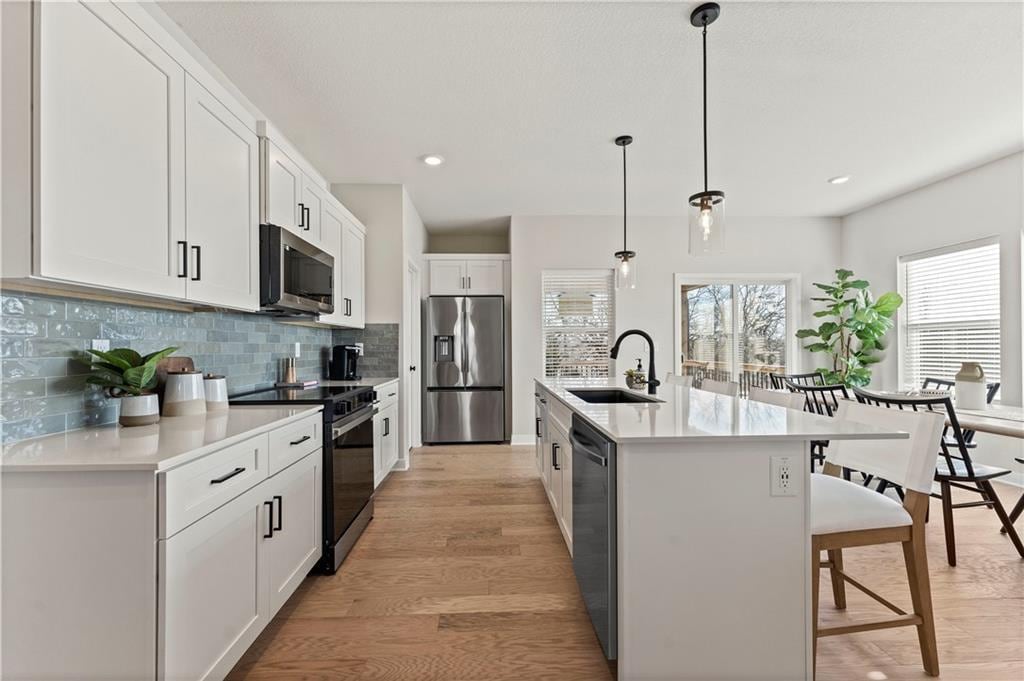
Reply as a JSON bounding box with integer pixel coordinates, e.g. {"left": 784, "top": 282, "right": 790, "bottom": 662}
{"left": 811, "top": 401, "right": 945, "bottom": 678}
{"left": 663, "top": 373, "right": 693, "bottom": 387}
{"left": 698, "top": 378, "right": 739, "bottom": 397}
{"left": 748, "top": 386, "right": 805, "bottom": 410}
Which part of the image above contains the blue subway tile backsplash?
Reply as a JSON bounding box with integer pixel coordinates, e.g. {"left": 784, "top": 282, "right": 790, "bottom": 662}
{"left": 0, "top": 290, "right": 399, "bottom": 444}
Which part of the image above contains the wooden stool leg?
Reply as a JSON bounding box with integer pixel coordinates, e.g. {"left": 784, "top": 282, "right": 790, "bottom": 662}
{"left": 812, "top": 540, "right": 821, "bottom": 680}
{"left": 980, "top": 481, "right": 1024, "bottom": 558}
{"left": 939, "top": 480, "right": 956, "bottom": 566}
{"left": 902, "top": 530, "right": 939, "bottom": 676}
{"left": 826, "top": 549, "right": 846, "bottom": 609}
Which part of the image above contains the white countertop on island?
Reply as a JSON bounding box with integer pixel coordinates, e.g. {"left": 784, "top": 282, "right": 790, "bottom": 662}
{"left": 536, "top": 378, "right": 907, "bottom": 444}
{"left": 1, "top": 405, "right": 322, "bottom": 473}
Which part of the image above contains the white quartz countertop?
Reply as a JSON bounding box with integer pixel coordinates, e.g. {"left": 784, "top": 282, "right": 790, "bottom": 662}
{"left": 536, "top": 378, "right": 907, "bottom": 444}
{"left": 1, "top": 405, "right": 323, "bottom": 473}
{"left": 319, "top": 378, "right": 398, "bottom": 388}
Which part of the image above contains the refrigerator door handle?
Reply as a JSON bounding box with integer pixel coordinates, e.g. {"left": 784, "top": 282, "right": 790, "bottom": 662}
{"left": 461, "top": 296, "right": 470, "bottom": 386}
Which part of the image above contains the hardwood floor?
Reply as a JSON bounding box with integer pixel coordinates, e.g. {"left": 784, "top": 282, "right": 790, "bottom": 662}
{"left": 228, "top": 444, "right": 1023, "bottom": 681}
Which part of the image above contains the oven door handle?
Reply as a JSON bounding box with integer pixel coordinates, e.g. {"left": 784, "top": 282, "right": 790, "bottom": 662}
{"left": 332, "top": 408, "right": 378, "bottom": 440}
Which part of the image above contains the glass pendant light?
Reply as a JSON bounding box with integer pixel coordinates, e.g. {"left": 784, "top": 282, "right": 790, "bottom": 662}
{"left": 614, "top": 135, "right": 638, "bottom": 289}
{"left": 688, "top": 3, "right": 725, "bottom": 255}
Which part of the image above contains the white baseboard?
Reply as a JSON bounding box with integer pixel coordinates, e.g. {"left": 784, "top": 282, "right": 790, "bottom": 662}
{"left": 510, "top": 434, "right": 534, "bottom": 446}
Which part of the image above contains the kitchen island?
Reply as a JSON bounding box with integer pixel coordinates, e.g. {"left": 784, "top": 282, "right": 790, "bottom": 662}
{"left": 534, "top": 378, "right": 906, "bottom": 681}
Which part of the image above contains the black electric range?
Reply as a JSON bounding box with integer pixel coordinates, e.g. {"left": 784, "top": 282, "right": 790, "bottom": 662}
{"left": 231, "top": 384, "right": 377, "bottom": 573}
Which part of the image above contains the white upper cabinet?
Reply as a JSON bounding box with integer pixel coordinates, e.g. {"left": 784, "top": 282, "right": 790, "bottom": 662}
{"left": 184, "top": 75, "right": 259, "bottom": 310}
{"left": 341, "top": 220, "right": 366, "bottom": 328}
{"left": 317, "top": 203, "right": 346, "bottom": 326}
{"left": 37, "top": 0, "right": 186, "bottom": 298}
{"left": 465, "top": 260, "right": 504, "bottom": 295}
{"left": 429, "top": 261, "right": 466, "bottom": 295}
{"left": 263, "top": 140, "right": 303, "bottom": 234}
{"left": 428, "top": 258, "right": 507, "bottom": 296}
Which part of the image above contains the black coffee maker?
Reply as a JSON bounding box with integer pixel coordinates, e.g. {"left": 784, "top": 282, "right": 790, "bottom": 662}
{"left": 329, "top": 345, "right": 361, "bottom": 380}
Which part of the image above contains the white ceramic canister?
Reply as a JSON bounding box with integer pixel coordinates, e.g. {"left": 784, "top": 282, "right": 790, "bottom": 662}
{"left": 204, "top": 374, "right": 229, "bottom": 411}
{"left": 163, "top": 370, "right": 207, "bottom": 417}
{"left": 954, "top": 362, "right": 987, "bottom": 410}
{"left": 120, "top": 393, "right": 160, "bottom": 427}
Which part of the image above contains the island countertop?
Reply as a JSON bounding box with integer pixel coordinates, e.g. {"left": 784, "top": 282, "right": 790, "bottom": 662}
{"left": 536, "top": 378, "right": 907, "bottom": 444}
{"left": 1, "top": 405, "right": 323, "bottom": 473}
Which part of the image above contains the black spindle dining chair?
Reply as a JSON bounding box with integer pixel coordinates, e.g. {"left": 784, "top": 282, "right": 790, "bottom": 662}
{"left": 783, "top": 380, "right": 850, "bottom": 471}
{"left": 852, "top": 386, "right": 1024, "bottom": 566}
{"left": 921, "top": 377, "right": 1001, "bottom": 445}
{"left": 770, "top": 371, "right": 825, "bottom": 390}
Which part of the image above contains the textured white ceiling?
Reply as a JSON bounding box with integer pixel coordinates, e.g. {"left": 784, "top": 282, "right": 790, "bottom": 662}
{"left": 160, "top": 1, "right": 1023, "bottom": 230}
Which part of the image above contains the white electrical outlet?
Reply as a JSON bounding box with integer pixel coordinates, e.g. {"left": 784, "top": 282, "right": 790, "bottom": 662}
{"left": 354, "top": 343, "right": 364, "bottom": 355}
{"left": 770, "top": 456, "right": 797, "bottom": 497}
{"left": 90, "top": 339, "right": 110, "bottom": 352}
{"left": 293, "top": 342, "right": 301, "bottom": 358}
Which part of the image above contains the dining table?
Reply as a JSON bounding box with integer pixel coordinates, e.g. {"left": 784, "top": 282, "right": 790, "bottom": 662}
{"left": 954, "top": 404, "right": 1024, "bottom": 439}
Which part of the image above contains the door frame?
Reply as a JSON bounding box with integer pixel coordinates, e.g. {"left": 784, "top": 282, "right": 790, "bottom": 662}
{"left": 402, "top": 258, "right": 423, "bottom": 464}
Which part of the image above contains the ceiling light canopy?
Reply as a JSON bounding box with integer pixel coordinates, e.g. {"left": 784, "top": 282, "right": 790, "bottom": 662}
{"left": 827, "top": 175, "right": 851, "bottom": 185}
{"left": 688, "top": 2, "right": 726, "bottom": 256}
{"left": 421, "top": 155, "right": 445, "bottom": 166}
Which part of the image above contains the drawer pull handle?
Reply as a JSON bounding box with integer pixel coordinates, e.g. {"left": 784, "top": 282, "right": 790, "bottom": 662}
{"left": 263, "top": 500, "right": 274, "bottom": 539}
{"left": 273, "top": 495, "right": 283, "bottom": 531}
{"left": 289, "top": 435, "right": 311, "bottom": 446}
{"left": 210, "top": 467, "right": 245, "bottom": 484}
{"left": 387, "top": 392, "right": 396, "bottom": 397}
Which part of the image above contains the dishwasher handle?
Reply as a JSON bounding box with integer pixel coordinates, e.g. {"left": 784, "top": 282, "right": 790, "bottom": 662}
{"left": 570, "top": 429, "right": 608, "bottom": 467}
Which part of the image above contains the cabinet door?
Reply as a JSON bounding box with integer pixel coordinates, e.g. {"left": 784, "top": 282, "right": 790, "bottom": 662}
{"left": 373, "top": 411, "right": 385, "bottom": 488}
{"left": 558, "top": 430, "right": 573, "bottom": 544}
{"left": 159, "top": 485, "right": 267, "bottom": 681}
{"left": 535, "top": 397, "right": 546, "bottom": 475}
{"left": 381, "top": 403, "right": 400, "bottom": 474}
{"left": 184, "top": 75, "right": 259, "bottom": 310}
{"left": 549, "top": 436, "right": 564, "bottom": 517}
{"left": 264, "top": 141, "right": 302, "bottom": 233}
{"left": 264, "top": 453, "right": 322, "bottom": 614}
{"left": 465, "top": 260, "right": 504, "bottom": 295}
{"left": 317, "top": 204, "right": 345, "bottom": 326}
{"left": 37, "top": 1, "right": 186, "bottom": 298}
{"left": 429, "top": 261, "right": 466, "bottom": 295}
{"left": 341, "top": 222, "right": 366, "bottom": 328}
{"left": 300, "top": 179, "right": 323, "bottom": 245}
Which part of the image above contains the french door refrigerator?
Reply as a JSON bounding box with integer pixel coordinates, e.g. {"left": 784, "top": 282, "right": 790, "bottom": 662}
{"left": 423, "top": 295, "right": 505, "bottom": 443}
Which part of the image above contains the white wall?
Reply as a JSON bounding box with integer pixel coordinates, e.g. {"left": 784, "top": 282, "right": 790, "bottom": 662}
{"left": 510, "top": 215, "right": 842, "bottom": 441}
{"left": 427, "top": 231, "right": 509, "bottom": 254}
{"left": 840, "top": 152, "right": 1023, "bottom": 407}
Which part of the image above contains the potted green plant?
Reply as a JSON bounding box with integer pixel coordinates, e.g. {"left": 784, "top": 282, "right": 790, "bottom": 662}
{"left": 796, "top": 269, "right": 902, "bottom": 388}
{"left": 86, "top": 346, "right": 178, "bottom": 426}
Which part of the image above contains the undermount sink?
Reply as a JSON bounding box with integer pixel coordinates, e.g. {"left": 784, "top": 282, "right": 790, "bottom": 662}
{"left": 567, "top": 388, "right": 661, "bottom": 404}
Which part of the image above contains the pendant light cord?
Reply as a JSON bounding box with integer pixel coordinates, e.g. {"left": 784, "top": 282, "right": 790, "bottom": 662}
{"left": 622, "top": 141, "right": 628, "bottom": 251}
{"left": 702, "top": 20, "right": 708, "bottom": 193}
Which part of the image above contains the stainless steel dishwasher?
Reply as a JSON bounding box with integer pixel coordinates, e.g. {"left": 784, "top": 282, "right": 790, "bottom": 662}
{"left": 569, "top": 414, "right": 617, "bottom": 660}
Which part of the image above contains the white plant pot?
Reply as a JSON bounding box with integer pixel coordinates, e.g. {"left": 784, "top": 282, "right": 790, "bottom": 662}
{"left": 120, "top": 393, "right": 160, "bottom": 427}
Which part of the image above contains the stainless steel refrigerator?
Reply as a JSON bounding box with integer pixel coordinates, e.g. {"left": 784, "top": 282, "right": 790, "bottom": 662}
{"left": 423, "top": 295, "right": 505, "bottom": 443}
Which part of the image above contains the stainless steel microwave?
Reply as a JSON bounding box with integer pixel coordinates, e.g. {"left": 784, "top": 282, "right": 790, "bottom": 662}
{"left": 259, "top": 224, "right": 334, "bottom": 316}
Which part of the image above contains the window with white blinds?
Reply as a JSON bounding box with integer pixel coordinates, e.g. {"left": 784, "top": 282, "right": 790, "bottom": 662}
{"left": 900, "top": 240, "right": 1000, "bottom": 390}
{"left": 542, "top": 270, "right": 615, "bottom": 378}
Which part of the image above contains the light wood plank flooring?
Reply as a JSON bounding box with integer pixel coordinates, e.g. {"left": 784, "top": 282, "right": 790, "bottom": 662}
{"left": 229, "top": 444, "right": 1023, "bottom": 680}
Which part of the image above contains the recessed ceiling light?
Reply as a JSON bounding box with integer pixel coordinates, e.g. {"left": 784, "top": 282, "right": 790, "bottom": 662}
{"left": 421, "top": 155, "right": 445, "bottom": 167}
{"left": 827, "top": 175, "right": 851, "bottom": 185}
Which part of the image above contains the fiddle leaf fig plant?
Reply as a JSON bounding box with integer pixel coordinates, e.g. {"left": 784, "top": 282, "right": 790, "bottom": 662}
{"left": 85, "top": 346, "right": 178, "bottom": 397}
{"left": 796, "top": 269, "right": 902, "bottom": 387}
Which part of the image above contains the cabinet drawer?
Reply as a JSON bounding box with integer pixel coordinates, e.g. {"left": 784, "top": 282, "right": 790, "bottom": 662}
{"left": 160, "top": 434, "right": 269, "bottom": 539}
{"left": 547, "top": 395, "right": 573, "bottom": 436}
{"left": 268, "top": 413, "right": 322, "bottom": 475}
{"left": 376, "top": 381, "right": 399, "bottom": 409}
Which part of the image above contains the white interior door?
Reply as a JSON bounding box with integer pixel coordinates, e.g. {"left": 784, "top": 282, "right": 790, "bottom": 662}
{"left": 37, "top": 0, "right": 186, "bottom": 298}
{"left": 405, "top": 260, "right": 423, "bottom": 452}
{"left": 184, "top": 75, "right": 258, "bottom": 310}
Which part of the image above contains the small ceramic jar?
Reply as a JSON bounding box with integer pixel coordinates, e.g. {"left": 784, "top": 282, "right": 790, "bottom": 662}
{"left": 163, "top": 370, "right": 207, "bottom": 416}
{"left": 204, "top": 374, "right": 229, "bottom": 411}
{"left": 954, "top": 362, "right": 987, "bottom": 410}
{"left": 120, "top": 393, "right": 160, "bottom": 427}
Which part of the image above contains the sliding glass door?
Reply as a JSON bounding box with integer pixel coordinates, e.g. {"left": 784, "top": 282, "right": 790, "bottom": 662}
{"left": 677, "top": 277, "right": 793, "bottom": 394}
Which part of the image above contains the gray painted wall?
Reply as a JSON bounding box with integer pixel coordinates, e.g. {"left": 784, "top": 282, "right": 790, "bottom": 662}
{"left": 0, "top": 290, "right": 398, "bottom": 443}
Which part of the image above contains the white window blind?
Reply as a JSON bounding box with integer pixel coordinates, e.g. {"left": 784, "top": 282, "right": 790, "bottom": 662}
{"left": 901, "top": 240, "right": 1000, "bottom": 390}
{"left": 542, "top": 270, "right": 615, "bottom": 378}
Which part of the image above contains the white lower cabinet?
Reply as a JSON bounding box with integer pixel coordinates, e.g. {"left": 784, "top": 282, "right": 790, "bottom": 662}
{"left": 159, "top": 483, "right": 269, "bottom": 681}
{"left": 373, "top": 382, "right": 400, "bottom": 488}
{"left": 534, "top": 383, "right": 573, "bottom": 552}
{"left": 159, "top": 450, "right": 321, "bottom": 681}
{"left": 265, "top": 452, "right": 322, "bottom": 613}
